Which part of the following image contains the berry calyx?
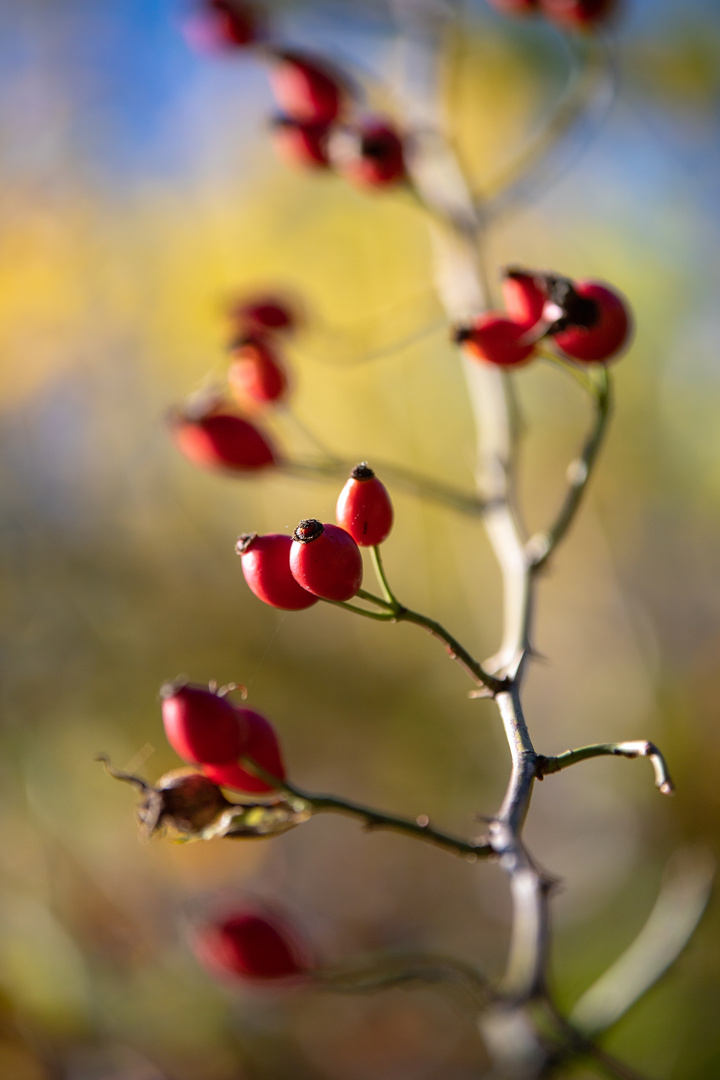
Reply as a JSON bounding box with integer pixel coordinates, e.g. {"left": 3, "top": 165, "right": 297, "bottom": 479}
{"left": 269, "top": 51, "right": 348, "bottom": 125}
{"left": 141, "top": 769, "right": 230, "bottom": 837}
{"left": 171, "top": 406, "right": 277, "bottom": 471}
{"left": 549, "top": 280, "right": 631, "bottom": 363}
{"left": 539, "top": 0, "right": 616, "bottom": 29}
{"left": 237, "top": 532, "right": 319, "bottom": 610}
{"left": 271, "top": 116, "right": 332, "bottom": 170}
{"left": 290, "top": 520, "right": 363, "bottom": 602}
{"left": 336, "top": 464, "right": 394, "bottom": 547}
{"left": 337, "top": 119, "right": 407, "bottom": 189}
{"left": 228, "top": 337, "right": 289, "bottom": 406}
{"left": 502, "top": 268, "right": 548, "bottom": 328}
{"left": 161, "top": 682, "right": 247, "bottom": 765}
{"left": 455, "top": 314, "right": 536, "bottom": 367}
{"left": 194, "top": 910, "right": 310, "bottom": 981}
{"left": 203, "top": 707, "right": 286, "bottom": 794}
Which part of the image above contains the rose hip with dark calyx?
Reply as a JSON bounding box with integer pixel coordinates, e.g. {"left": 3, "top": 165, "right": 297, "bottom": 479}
{"left": 551, "top": 280, "right": 631, "bottom": 363}
{"left": 455, "top": 314, "right": 535, "bottom": 367}
{"left": 502, "top": 268, "right": 547, "bottom": 328}
{"left": 228, "top": 337, "right": 289, "bottom": 406}
{"left": 336, "top": 463, "right": 393, "bottom": 547}
{"left": 194, "top": 911, "right": 309, "bottom": 980}
{"left": 172, "top": 409, "right": 277, "bottom": 471}
{"left": 289, "top": 520, "right": 363, "bottom": 602}
{"left": 339, "top": 119, "right": 406, "bottom": 189}
{"left": 161, "top": 682, "right": 247, "bottom": 765}
{"left": 203, "top": 707, "right": 286, "bottom": 794}
{"left": 237, "top": 533, "right": 319, "bottom": 611}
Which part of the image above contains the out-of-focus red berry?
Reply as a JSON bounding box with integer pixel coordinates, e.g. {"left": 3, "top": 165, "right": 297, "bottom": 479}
{"left": 161, "top": 682, "right": 247, "bottom": 765}
{"left": 172, "top": 408, "right": 277, "bottom": 471}
{"left": 455, "top": 314, "right": 536, "bottom": 367}
{"left": 290, "top": 520, "right": 363, "bottom": 602}
{"left": 203, "top": 707, "right": 286, "bottom": 794}
{"left": 269, "top": 51, "right": 348, "bottom": 125}
{"left": 338, "top": 119, "right": 407, "bottom": 189}
{"left": 539, "top": 0, "right": 616, "bottom": 29}
{"left": 271, "top": 116, "right": 332, "bottom": 170}
{"left": 228, "top": 337, "right": 289, "bottom": 406}
{"left": 336, "top": 464, "right": 394, "bottom": 547}
{"left": 551, "top": 281, "right": 631, "bottom": 363}
{"left": 182, "top": 1, "right": 263, "bottom": 52}
{"left": 194, "top": 910, "right": 310, "bottom": 980}
{"left": 227, "top": 294, "right": 298, "bottom": 337}
{"left": 237, "top": 532, "right": 319, "bottom": 611}
{"left": 502, "top": 269, "right": 547, "bottom": 329}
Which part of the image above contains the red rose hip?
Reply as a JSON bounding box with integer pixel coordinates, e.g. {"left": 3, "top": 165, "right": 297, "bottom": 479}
{"left": 337, "top": 118, "right": 407, "bottom": 189}
{"left": 269, "top": 51, "right": 348, "bottom": 125}
{"left": 237, "top": 532, "right": 319, "bottom": 611}
{"left": 539, "top": 0, "right": 616, "bottom": 29}
{"left": 289, "top": 520, "right": 363, "bottom": 602}
{"left": 271, "top": 116, "right": 332, "bottom": 170}
{"left": 227, "top": 293, "right": 298, "bottom": 337}
{"left": 228, "top": 337, "right": 289, "bottom": 406}
{"left": 551, "top": 280, "right": 631, "bottom": 363}
{"left": 502, "top": 268, "right": 547, "bottom": 328}
{"left": 171, "top": 408, "right": 277, "bottom": 471}
{"left": 194, "top": 911, "right": 309, "bottom": 980}
{"left": 161, "top": 682, "right": 247, "bottom": 764}
{"left": 203, "top": 707, "right": 286, "bottom": 794}
{"left": 455, "top": 314, "right": 536, "bottom": 367}
{"left": 336, "top": 463, "right": 393, "bottom": 547}
{"left": 182, "top": 1, "right": 263, "bottom": 52}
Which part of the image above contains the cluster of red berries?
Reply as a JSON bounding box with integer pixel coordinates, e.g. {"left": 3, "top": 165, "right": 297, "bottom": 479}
{"left": 487, "top": 0, "right": 616, "bottom": 29}
{"left": 161, "top": 681, "right": 286, "bottom": 794}
{"left": 239, "top": 463, "right": 394, "bottom": 608}
{"left": 455, "top": 268, "right": 631, "bottom": 368}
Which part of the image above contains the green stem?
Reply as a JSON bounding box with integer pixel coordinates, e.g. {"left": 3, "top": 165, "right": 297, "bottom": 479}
{"left": 370, "top": 546, "right": 400, "bottom": 607}
{"left": 527, "top": 367, "right": 611, "bottom": 571}
{"left": 537, "top": 741, "right": 674, "bottom": 795}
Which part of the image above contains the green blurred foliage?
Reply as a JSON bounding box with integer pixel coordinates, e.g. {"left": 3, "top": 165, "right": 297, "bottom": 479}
{"left": 1, "top": 1, "right": 719, "bottom": 1077}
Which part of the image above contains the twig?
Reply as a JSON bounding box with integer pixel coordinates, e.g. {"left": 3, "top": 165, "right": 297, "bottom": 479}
{"left": 537, "top": 740, "right": 674, "bottom": 795}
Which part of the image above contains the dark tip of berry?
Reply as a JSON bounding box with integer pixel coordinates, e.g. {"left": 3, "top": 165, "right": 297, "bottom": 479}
{"left": 452, "top": 326, "right": 472, "bottom": 345}
{"left": 503, "top": 265, "right": 530, "bottom": 280}
{"left": 544, "top": 275, "right": 600, "bottom": 330}
{"left": 293, "top": 518, "right": 324, "bottom": 543}
{"left": 350, "top": 462, "right": 375, "bottom": 481}
{"left": 236, "top": 533, "right": 258, "bottom": 555}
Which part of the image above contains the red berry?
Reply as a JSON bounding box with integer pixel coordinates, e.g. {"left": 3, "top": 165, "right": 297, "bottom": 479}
{"left": 194, "top": 911, "right": 309, "bottom": 981}
{"left": 271, "top": 116, "right": 332, "bottom": 170}
{"left": 203, "top": 707, "right": 286, "bottom": 794}
{"left": 539, "top": 0, "right": 616, "bottom": 28}
{"left": 161, "top": 682, "right": 247, "bottom": 765}
{"left": 269, "top": 51, "right": 348, "bottom": 125}
{"left": 502, "top": 269, "right": 547, "bottom": 328}
{"left": 228, "top": 337, "right": 289, "bottom": 406}
{"left": 227, "top": 293, "right": 298, "bottom": 336}
{"left": 182, "top": 1, "right": 262, "bottom": 52}
{"left": 237, "top": 533, "right": 319, "bottom": 611}
{"left": 455, "top": 314, "right": 536, "bottom": 367}
{"left": 337, "top": 119, "right": 407, "bottom": 189}
{"left": 289, "top": 520, "right": 363, "bottom": 602}
{"left": 551, "top": 281, "right": 631, "bottom": 363}
{"left": 172, "top": 408, "right": 277, "bottom": 471}
{"left": 336, "top": 463, "right": 394, "bottom": 547}
{"left": 487, "top": 0, "right": 540, "bottom": 14}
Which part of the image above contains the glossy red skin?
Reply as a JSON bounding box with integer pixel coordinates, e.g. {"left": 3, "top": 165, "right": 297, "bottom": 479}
{"left": 240, "top": 533, "right": 319, "bottom": 611}
{"left": 341, "top": 121, "right": 406, "bottom": 189}
{"left": 270, "top": 52, "right": 346, "bottom": 125}
{"left": 487, "top": 0, "right": 539, "bottom": 14}
{"left": 290, "top": 523, "right": 363, "bottom": 602}
{"left": 162, "top": 685, "right": 247, "bottom": 765}
{"left": 272, "top": 120, "right": 332, "bottom": 169}
{"left": 203, "top": 707, "right": 286, "bottom": 793}
{"left": 502, "top": 273, "right": 547, "bottom": 328}
{"left": 195, "top": 912, "right": 308, "bottom": 980}
{"left": 551, "top": 281, "right": 631, "bottom": 363}
{"left": 336, "top": 477, "right": 394, "bottom": 547}
{"left": 539, "top": 0, "right": 616, "bottom": 28}
{"left": 173, "top": 411, "right": 276, "bottom": 471}
{"left": 228, "top": 339, "right": 289, "bottom": 405}
{"left": 229, "top": 295, "right": 297, "bottom": 335}
{"left": 462, "top": 314, "right": 535, "bottom": 367}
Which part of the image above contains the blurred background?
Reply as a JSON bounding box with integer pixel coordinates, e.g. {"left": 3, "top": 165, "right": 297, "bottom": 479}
{"left": 1, "top": 0, "right": 719, "bottom": 1076}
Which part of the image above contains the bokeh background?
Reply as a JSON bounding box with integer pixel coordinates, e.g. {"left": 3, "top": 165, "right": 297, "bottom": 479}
{"left": 1, "top": 0, "right": 719, "bottom": 1077}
